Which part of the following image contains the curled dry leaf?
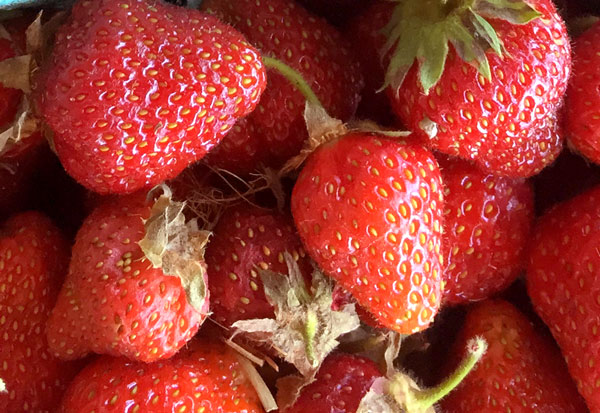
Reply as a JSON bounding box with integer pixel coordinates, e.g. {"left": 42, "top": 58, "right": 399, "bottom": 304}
{"left": 138, "top": 185, "right": 211, "bottom": 314}
{"left": 232, "top": 253, "right": 360, "bottom": 377}
{"left": 0, "top": 99, "right": 39, "bottom": 156}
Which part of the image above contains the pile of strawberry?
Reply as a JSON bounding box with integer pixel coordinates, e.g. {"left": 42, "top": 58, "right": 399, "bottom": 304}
{"left": 2, "top": 0, "right": 600, "bottom": 411}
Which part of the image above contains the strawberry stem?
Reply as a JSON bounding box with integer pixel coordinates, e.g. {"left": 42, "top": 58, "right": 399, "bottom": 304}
{"left": 303, "top": 308, "right": 318, "bottom": 368}
{"left": 398, "top": 337, "right": 487, "bottom": 410}
{"left": 262, "top": 56, "right": 323, "bottom": 108}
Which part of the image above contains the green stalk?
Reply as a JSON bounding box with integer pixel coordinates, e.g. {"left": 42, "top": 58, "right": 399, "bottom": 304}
{"left": 262, "top": 56, "right": 323, "bottom": 108}
{"left": 393, "top": 337, "right": 487, "bottom": 411}
{"left": 303, "top": 308, "right": 319, "bottom": 368}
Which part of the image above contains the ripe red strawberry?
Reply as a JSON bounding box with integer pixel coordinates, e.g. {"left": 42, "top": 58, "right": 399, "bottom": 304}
{"left": 201, "top": 0, "right": 363, "bottom": 175}
{"left": 440, "top": 158, "right": 534, "bottom": 305}
{"left": 440, "top": 300, "right": 585, "bottom": 412}
{"left": 282, "top": 353, "right": 382, "bottom": 413}
{"left": 46, "top": 188, "right": 210, "bottom": 362}
{"left": 527, "top": 184, "right": 600, "bottom": 410}
{"left": 291, "top": 133, "right": 444, "bottom": 334}
{"left": 38, "top": 0, "right": 266, "bottom": 194}
{"left": 0, "top": 212, "right": 80, "bottom": 412}
{"left": 565, "top": 21, "right": 600, "bottom": 164}
{"left": 59, "top": 339, "right": 266, "bottom": 412}
{"left": 382, "top": 0, "right": 570, "bottom": 177}
{"left": 206, "top": 204, "right": 311, "bottom": 327}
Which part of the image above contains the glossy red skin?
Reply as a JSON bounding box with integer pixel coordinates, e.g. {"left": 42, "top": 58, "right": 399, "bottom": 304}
{"left": 206, "top": 204, "right": 310, "bottom": 327}
{"left": 0, "top": 212, "right": 80, "bottom": 412}
{"left": 59, "top": 340, "right": 264, "bottom": 413}
{"left": 440, "top": 158, "right": 534, "bottom": 305}
{"left": 565, "top": 22, "right": 600, "bottom": 164}
{"left": 0, "top": 37, "right": 21, "bottom": 131}
{"left": 527, "top": 184, "right": 600, "bottom": 410}
{"left": 291, "top": 133, "right": 444, "bottom": 334}
{"left": 46, "top": 193, "right": 208, "bottom": 362}
{"left": 441, "top": 300, "right": 586, "bottom": 412}
{"left": 345, "top": 1, "right": 396, "bottom": 126}
{"left": 39, "top": 0, "right": 266, "bottom": 194}
{"left": 284, "top": 353, "right": 382, "bottom": 413}
{"left": 391, "top": 0, "right": 570, "bottom": 177}
{"left": 202, "top": 0, "right": 363, "bottom": 174}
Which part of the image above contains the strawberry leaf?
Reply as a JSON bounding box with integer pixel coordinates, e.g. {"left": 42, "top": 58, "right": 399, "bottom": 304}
{"left": 232, "top": 253, "right": 360, "bottom": 377}
{"left": 474, "top": 0, "right": 541, "bottom": 24}
{"left": 139, "top": 186, "right": 211, "bottom": 314}
{"left": 382, "top": 0, "right": 540, "bottom": 94}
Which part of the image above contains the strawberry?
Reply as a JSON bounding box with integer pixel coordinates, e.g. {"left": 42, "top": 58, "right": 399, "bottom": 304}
{"left": 201, "top": 0, "right": 363, "bottom": 175}
{"left": 440, "top": 157, "right": 534, "bottom": 305}
{"left": 527, "top": 184, "right": 600, "bottom": 410}
{"left": 440, "top": 300, "right": 585, "bottom": 412}
{"left": 38, "top": 0, "right": 266, "bottom": 194}
{"left": 381, "top": 0, "right": 570, "bottom": 177}
{"left": 206, "top": 204, "right": 311, "bottom": 328}
{"left": 281, "top": 353, "right": 382, "bottom": 413}
{"left": 291, "top": 133, "right": 445, "bottom": 334}
{"left": 0, "top": 212, "right": 80, "bottom": 412}
{"left": 565, "top": 21, "right": 600, "bottom": 164}
{"left": 0, "top": 27, "right": 21, "bottom": 130}
{"left": 58, "top": 339, "right": 267, "bottom": 413}
{"left": 46, "top": 187, "right": 210, "bottom": 362}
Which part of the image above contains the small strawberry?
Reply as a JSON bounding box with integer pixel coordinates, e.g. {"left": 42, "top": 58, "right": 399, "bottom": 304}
{"left": 58, "top": 339, "right": 269, "bottom": 413}
{"left": 46, "top": 187, "right": 210, "bottom": 362}
{"left": 281, "top": 353, "right": 382, "bottom": 413}
{"left": 527, "top": 184, "right": 600, "bottom": 410}
{"left": 291, "top": 131, "right": 445, "bottom": 334}
{"left": 565, "top": 21, "right": 600, "bottom": 164}
{"left": 380, "top": 0, "right": 570, "bottom": 177}
{"left": 206, "top": 204, "right": 311, "bottom": 327}
{"left": 0, "top": 212, "right": 80, "bottom": 412}
{"left": 440, "top": 300, "right": 585, "bottom": 412}
{"left": 38, "top": 0, "right": 266, "bottom": 194}
{"left": 440, "top": 157, "right": 534, "bottom": 305}
{"left": 201, "top": 0, "right": 363, "bottom": 175}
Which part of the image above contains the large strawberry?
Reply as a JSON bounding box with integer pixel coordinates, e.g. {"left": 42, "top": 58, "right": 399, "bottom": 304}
{"left": 206, "top": 204, "right": 311, "bottom": 327}
{"left": 46, "top": 187, "right": 210, "bottom": 362}
{"left": 281, "top": 353, "right": 382, "bottom": 413}
{"left": 38, "top": 0, "right": 266, "bottom": 194}
{"left": 440, "top": 157, "right": 534, "bottom": 305}
{"left": 0, "top": 212, "right": 80, "bottom": 412}
{"left": 59, "top": 340, "right": 269, "bottom": 413}
{"left": 565, "top": 21, "right": 600, "bottom": 164}
{"left": 381, "top": 0, "right": 570, "bottom": 177}
{"left": 528, "top": 184, "right": 600, "bottom": 410}
{"left": 201, "top": 0, "right": 363, "bottom": 175}
{"left": 441, "top": 300, "right": 585, "bottom": 412}
{"left": 291, "top": 132, "right": 444, "bottom": 334}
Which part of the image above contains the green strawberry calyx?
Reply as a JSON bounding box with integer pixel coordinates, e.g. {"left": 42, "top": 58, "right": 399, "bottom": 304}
{"left": 382, "top": 0, "right": 541, "bottom": 95}
{"left": 139, "top": 185, "right": 211, "bottom": 315}
{"left": 357, "top": 337, "right": 487, "bottom": 412}
{"left": 232, "top": 252, "right": 360, "bottom": 378}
